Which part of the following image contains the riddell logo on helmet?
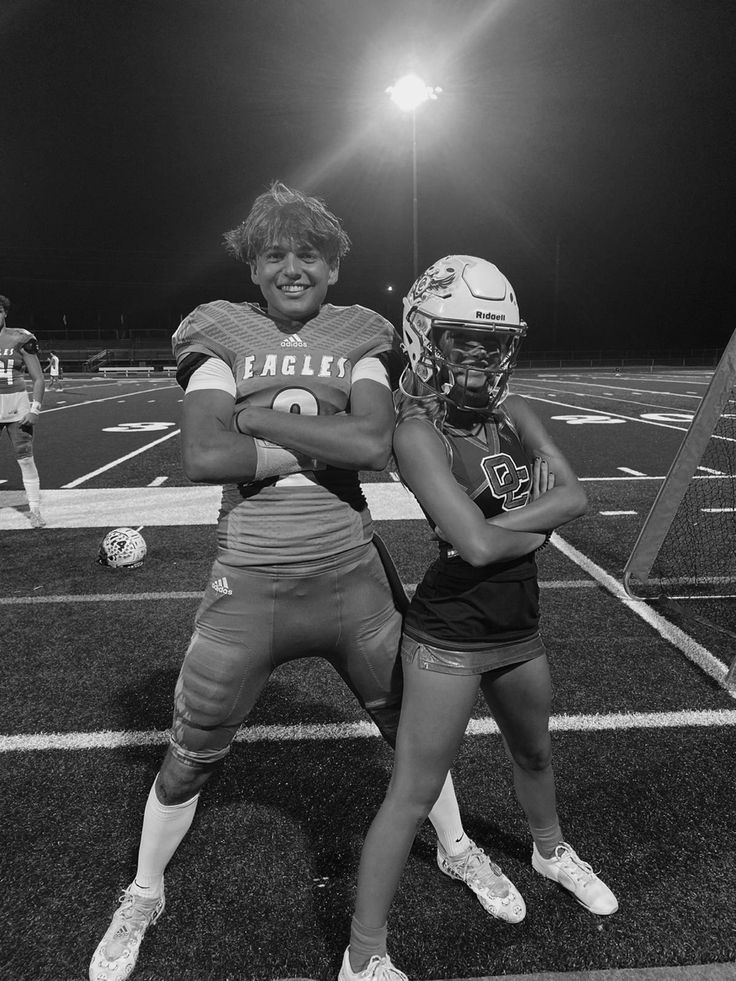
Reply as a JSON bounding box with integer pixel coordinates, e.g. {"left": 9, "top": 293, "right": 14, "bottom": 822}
{"left": 475, "top": 311, "right": 506, "bottom": 321}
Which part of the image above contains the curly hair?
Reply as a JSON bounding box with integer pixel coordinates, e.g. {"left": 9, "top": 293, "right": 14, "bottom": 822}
{"left": 223, "top": 181, "right": 351, "bottom": 267}
{"left": 0, "top": 294, "right": 11, "bottom": 313}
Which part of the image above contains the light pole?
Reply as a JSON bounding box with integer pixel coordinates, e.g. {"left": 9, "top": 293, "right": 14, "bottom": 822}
{"left": 386, "top": 73, "right": 441, "bottom": 281}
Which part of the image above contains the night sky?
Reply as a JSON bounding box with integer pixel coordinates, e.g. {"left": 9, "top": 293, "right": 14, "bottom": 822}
{"left": 2, "top": 0, "right": 735, "bottom": 354}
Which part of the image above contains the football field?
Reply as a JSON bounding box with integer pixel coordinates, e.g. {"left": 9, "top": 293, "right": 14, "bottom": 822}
{"left": 1, "top": 370, "right": 735, "bottom": 981}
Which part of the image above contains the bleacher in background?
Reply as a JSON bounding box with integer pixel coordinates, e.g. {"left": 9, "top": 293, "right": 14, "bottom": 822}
{"left": 18, "top": 321, "right": 728, "bottom": 374}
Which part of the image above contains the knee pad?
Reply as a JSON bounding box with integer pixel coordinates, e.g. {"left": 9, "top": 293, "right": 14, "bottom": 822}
{"left": 167, "top": 729, "right": 232, "bottom": 767}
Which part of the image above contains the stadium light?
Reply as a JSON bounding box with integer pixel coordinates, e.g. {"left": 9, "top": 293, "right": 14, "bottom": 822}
{"left": 386, "top": 74, "right": 442, "bottom": 280}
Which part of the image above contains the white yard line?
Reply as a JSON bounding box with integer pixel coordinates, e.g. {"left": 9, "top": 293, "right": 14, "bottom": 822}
{"left": 38, "top": 384, "right": 179, "bottom": 414}
{"left": 0, "top": 579, "right": 599, "bottom": 606}
{"left": 2, "top": 708, "right": 736, "bottom": 753}
{"left": 550, "top": 531, "right": 735, "bottom": 697}
{"left": 2, "top": 478, "right": 731, "bottom": 529}
{"left": 63, "top": 429, "right": 182, "bottom": 488}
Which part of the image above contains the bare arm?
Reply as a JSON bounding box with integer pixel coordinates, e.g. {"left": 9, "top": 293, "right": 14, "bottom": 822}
{"left": 181, "top": 385, "right": 324, "bottom": 485}
{"left": 232, "top": 377, "right": 394, "bottom": 471}
{"left": 181, "top": 388, "right": 262, "bottom": 483}
{"left": 20, "top": 352, "right": 45, "bottom": 428}
{"left": 394, "top": 418, "right": 546, "bottom": 567}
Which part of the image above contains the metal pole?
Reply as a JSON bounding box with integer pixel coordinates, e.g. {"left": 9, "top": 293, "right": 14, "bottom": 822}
{"left": 553, "top": 234, "right": 560, "bottom": 343}
{"left": 412, "top": 109, "right": 418, "bottom": 280}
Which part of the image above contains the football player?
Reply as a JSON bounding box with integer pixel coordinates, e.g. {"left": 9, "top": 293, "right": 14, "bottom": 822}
{"left": 340, "top": 257, "right": 617, "bottom": 981}
{"left": 46, "top": 350, "right": 62, "bottom": 389}
{"left": 89, "top": 187, "right": 523, "bottom": 981}
{"left": 0, "top": 294, "right": 46, "bottom": 528}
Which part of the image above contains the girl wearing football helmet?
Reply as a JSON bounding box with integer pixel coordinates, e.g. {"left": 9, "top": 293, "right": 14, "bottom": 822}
{"left": 341, "top": 257, "right": 617, "bottom": 981}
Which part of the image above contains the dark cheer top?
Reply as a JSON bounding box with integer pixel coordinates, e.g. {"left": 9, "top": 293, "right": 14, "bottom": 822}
{"left": 404, "top": 409, "right": 541, "bottom": 649}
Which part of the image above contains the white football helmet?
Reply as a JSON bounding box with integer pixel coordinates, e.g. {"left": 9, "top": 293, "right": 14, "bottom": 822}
{"left": 401, "top": 255, "right": 527, "bottom": 413}
{"left": 97, "top": 527, "right": 147, "bottom": 569}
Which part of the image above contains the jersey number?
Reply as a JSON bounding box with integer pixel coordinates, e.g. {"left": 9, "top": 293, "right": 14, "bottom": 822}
{"left": 481, "top": 452, "right": 530, "bottom": 511}
{"left": 271, "top": 387, "right": 320, "bottom": 415}
{"left": 0, "top": 358, "right": 14, "bottom": 385}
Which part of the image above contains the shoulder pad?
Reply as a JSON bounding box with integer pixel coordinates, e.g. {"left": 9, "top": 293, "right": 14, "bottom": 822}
{"left": 171, "top": 301, "right": 254, "bottom": 368}
{"left": 18, "top": 330, "right": 39, "bottom": 355}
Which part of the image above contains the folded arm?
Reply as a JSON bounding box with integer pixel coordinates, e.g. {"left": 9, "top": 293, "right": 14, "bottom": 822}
{"left": 394, "top": 418, "right": 546, "bottom": 567}
{"left": 232, "top": 376, "right": 394, "bottom": 471}
{"left": 485, "top": 394, "right": 587, "bottom": 534}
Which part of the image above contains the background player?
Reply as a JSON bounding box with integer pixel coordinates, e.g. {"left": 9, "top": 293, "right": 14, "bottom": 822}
{"left": 340, "top": 256, "right": 617, "bottom": 981}
{"left": 0, "top": 294, "right": 46, "bottom": 528}
{"left": 46, "top": 350, "right": 62, "bottom": 389}
{"left": 89, "top": 187, "right": 523, "bottom": 981}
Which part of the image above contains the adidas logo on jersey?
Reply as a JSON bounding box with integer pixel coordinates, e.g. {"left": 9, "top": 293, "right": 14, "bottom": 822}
{"left": 211, "top": 576, "right": 233, "bottom": 595}
{"left": 280, "top": 334, "right": 307, "bottom": 347}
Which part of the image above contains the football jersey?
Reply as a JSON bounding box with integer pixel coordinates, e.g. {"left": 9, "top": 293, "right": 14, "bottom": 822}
{"left": 172, "top": 300, "right": 398, "bottom": 566}
{"left": 0, "top": 327, "right": 39, "bottom": 393}
{"left": 404, "top": 410, "right": 541, "bottom": 647}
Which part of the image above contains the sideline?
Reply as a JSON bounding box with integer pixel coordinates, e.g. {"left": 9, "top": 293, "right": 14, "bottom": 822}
{"left": 1, "top": 483, "right": 418, "bottom": 527}
{"left": 434, "top": 965, "right": 736, "bottom": 981}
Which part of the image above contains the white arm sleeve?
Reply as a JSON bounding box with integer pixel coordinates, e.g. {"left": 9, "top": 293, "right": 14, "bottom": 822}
{"left": 351, "top": 357, "right": 389, "bottom": 388}
{"left": 185, "top": 357, "right": 237, "bottom": 397}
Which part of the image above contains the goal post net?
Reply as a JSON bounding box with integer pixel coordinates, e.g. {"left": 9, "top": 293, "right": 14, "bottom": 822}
{"left": 623, "top": 328, "right": 736, "bottom": 687}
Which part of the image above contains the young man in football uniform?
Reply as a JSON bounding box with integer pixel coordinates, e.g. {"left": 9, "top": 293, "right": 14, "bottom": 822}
{"left": 46, "top": 350, "right": 62, "bottom": 389}
{"left": 89, "top": 184, "right": 524, "bottom": 981}
{"left": 0, "top": 294, "right": 46, "bottom": 528}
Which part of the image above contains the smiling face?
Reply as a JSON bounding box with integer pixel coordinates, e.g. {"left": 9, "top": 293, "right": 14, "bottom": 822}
{"left": 250, "top": 239, "right": 338, "bottom": 326}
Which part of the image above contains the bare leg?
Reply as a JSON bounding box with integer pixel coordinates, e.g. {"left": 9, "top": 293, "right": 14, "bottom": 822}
{"left": 480, "top": 655, "right": 562, "bottom": 854}
{"left": 349, "top": 656, "right": 480, "bottom": 969}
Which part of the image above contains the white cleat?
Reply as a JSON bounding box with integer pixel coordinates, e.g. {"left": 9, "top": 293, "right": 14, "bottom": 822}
{"left": 28, "top": 508, "right": 46, "bottom": 528}
{"left": 89, "top": 883, "right": 165, "bottom": 981}
{"left": 338, "top": 947, "right": 409, "bottom": 980}
{"left": 437, "top": 838, "right": 526, "bottom": 922}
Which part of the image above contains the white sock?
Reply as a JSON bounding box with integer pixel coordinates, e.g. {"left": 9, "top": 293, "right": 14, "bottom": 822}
{"left": 17, "top": 456, "right": 41, "bottom": 509}
{"left": 132, "top": 779, "right": 199, "bottom": 897}
{"left": 427, "top": 772, "right": 469, "bottom": 857}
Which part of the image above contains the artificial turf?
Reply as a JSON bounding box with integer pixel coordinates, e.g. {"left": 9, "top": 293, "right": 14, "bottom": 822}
{"left": 1, "top": 724, "right": 735, "bottom": 981}
{"left": 2, "top": 471, "right": 735, "bottom": 980}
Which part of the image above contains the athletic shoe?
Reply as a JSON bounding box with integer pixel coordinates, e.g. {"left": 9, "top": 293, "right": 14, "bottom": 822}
{"left": 338, "top": 948, "right": 408, "bottom": 981}
{"left": 28, "top": 509, "right": 46, "bottom": 528}
{"left": 437, "top": 839, "right": 526, "bottom": 923}
{"left": 89, "top": 883, "right": 165, "bottom": 981}
{"left": 532, "top": 842, "right": 618, "bottom": 915}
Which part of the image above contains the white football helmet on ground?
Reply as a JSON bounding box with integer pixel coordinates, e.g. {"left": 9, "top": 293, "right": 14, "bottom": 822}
{"left": 97, "top": 527, "right": 147, "bottom": 569}
{"left": 401, "top": 255, "right": 527, "bottom": 413}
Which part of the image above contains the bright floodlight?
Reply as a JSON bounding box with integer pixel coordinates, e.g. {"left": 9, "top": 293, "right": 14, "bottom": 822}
{"left": 387, "top": 73, "right": 441, "bottom": 112}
